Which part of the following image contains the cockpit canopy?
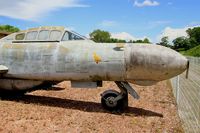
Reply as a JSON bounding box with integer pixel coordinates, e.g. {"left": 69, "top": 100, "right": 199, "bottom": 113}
{"left": 1, "top": 26, "right": 87, "bottom": 42}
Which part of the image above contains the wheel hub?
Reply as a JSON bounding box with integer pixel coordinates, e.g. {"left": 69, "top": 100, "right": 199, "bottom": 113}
{"left": 106, "top": 96, "right": 117, "bottom": 107}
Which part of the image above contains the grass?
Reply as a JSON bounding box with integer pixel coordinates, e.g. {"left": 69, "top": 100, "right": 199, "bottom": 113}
{"left": 181, "top": 45, "right": 200, "bottom": 57}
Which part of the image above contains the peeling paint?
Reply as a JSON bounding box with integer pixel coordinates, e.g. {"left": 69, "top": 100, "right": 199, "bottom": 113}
{"left": 93, "top": 52, "right": 102, "bottom": 64}
{"left": 13, "top": 50, "right": 25, "bottom": 61}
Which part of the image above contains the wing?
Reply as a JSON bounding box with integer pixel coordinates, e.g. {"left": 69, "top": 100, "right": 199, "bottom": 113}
{"left": 0, "top": 65, "right": 8, "bottom": 74}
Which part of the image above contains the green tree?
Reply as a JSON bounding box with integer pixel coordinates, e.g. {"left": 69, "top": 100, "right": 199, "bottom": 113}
{"left": 173, "top": 37, "right": 190, "bottom": 51}
{"left": 128, "top": 40, "right": 136, "bottom": 43}
{"left": 188, "top": 37, "right": 198, "bottom": 48}
{"left": 171, "top": 27, "right": 200, "bottom": 51}
{"left": 157, "top": 36, "right": 172, "bottom": 48}
{"left": 135, "top": 40, "right": 143, "bottom": 43}
{"left": 143, "top": 38, "right": 150, "bottom": 43}
{"left": 109, "top": 38, "right": 126, "bottom": 43}
{"left": 186, "top": 27, "right": 200, "bottom": 45}
{"left": 89, "top": 29, "right": 111, "bottom": 43}
{"left": 89, "top": 29, "right": 151, "bottom": 44}
{"left": 0, "top": 25, "right": 20, "bottom": 33}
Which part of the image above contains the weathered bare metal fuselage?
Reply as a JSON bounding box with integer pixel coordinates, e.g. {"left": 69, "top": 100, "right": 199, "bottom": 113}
{"left": 0, "top": 41, "right": 125, "bottom": 81}
{"left": 0, "top": 40, "right": 188, "bottom": 91}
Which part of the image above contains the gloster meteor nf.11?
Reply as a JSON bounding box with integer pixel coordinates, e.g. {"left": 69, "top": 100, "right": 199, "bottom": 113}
{"left": 0, "top": 26, "right": 189, "bottom": 111}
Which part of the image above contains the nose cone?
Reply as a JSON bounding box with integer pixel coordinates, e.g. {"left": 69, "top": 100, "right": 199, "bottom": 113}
{"left": 125, "top": 44, "right": 188, "bottom": 81}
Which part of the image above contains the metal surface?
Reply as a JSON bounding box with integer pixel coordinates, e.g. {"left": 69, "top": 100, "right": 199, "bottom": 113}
{"left": 115, "top": 81, "right": 140, "bottom": 99}
{"left": 0, "top": 79, "right": 43, "bottom": 90}
{"left": 0, "top": 65, "right": 8, "bottom": 74}
{"left": 0, "top": 26, "right": 189, "bottom": 91}
{"left": 71, "top": 81, "right": 100, "bottom": 88}
{"left": 0, "top": 41, "right": 125, "bottom": 82}
{"left": 125, "top": 44, "right": 188, "bottom": 81}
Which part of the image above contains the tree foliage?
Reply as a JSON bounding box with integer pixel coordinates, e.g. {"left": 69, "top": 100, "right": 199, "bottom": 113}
{"left": 143, "top": 38, "right": 150, "bottom": 43}
{"left": 109, "top": 38, "right": 126, "bottom": 43}
{"left": 172, "top": 27, "right": 200, "bottom": 51}
{"left": 157, "top": 36, "right": 172, "bottom": 48}
{"left": 0, "top": 25, "right": 20, "bottom": 33}
{"left": 90, "top": 29, "right": 151, "bottom": 43}
{"left": 173, "top": 37, "right": 190, "bottom": 51}
{"left": 89, "top": 29, "right": 111, "bottom": 43}
{"left": 186, "top": 27, "right": 200, "bottom": 45}
{"left": 158, "top": 27, "right": 200, "bottom": 52}
{"left": 182, "top": 45, "right": 200, "bottom": 57}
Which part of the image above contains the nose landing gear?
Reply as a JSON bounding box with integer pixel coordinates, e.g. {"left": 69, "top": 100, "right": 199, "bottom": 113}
{"left": 101, "top": 90, "right": 128, "bottom": 112}
{"left": 101, "top": 81, "right": 139, "bottom": 112}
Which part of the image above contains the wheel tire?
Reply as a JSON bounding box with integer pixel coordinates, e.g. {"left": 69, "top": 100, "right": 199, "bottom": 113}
{"left": 101, "top": 90, "right": 128, "bottom": 112}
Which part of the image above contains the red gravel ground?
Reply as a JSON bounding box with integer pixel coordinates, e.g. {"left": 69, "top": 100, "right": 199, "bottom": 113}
{"left": 0, "top": 81, "right": 183, "bottom": 133}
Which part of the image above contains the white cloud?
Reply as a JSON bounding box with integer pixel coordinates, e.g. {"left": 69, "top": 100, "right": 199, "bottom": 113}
{"left": 147, "top": 20, "right": 171, "bottom": 29}
{"left": 151, "top": 20, "right": 171, "bottom": 25}
{"left": 188, "top": 21, "right": 200, "bottom": 27}
{"left": 66, "top": 26, "right": 76, "bottom": 31}
{"left": 157, "top": 27, "right": 188, "bottom": 42}
{"left": 100, "top": 20, "right": 118, "bottom": 27}
{"left": 0, "top": 0, "right": 89, "bottom": 21}
{"left": 111, "top": 32, "right": 148, "bottom": 41}
{"left": 134, "top": 0, "right": 159, "bottom": 7}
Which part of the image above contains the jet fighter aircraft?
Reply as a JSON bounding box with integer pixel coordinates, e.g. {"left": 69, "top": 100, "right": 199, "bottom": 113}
{"left": 0, "top": 26, "right": 189, "bottom": 111}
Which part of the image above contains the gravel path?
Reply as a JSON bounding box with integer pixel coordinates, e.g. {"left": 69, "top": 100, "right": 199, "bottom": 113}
{"left": 0, "top": 81, "right": 183, "bottom": 133}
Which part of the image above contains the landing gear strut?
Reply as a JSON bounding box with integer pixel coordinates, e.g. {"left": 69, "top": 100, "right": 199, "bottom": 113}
{"left": 101, "top": 81, "right": 140, "bottom": 112}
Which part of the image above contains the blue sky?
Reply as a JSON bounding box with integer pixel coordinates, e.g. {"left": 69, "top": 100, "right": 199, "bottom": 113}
{"left": 0, "top": 0, "right": 200, "bottom": 42}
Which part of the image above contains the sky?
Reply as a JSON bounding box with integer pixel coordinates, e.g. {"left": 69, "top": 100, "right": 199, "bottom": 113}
{"left": 0, "top": 0, "right": 200, "bottom": 43}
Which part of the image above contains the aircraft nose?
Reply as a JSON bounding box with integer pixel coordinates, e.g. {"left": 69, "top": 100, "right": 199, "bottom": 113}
{"left": 125, "top": 44, "right": 188, "bottom": 81}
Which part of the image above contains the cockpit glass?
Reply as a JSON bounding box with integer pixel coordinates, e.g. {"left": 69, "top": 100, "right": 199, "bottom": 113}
{"left": 15, "top": 33, "right": 25, "bottom": 40}
{"left": 38, "top": 30, "right": 49, "bottom": 40}
{"left": 62, "top": 31, "right": 84, "bottom": 41}
{"left": 62, "top": 32, "right": 69, "bottom": 41}
{"left": 25, "top": 31, "right": 38, "bottom": 40}
{"left": 50, "top": 30, "right": 61, "bottom": 40}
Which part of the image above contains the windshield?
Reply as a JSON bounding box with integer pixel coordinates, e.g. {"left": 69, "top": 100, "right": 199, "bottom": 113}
{"left": 62, "top": 31, "right": 86, "bottom": 41}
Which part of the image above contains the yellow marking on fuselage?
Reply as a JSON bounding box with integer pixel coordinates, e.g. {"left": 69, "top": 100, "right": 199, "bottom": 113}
{"left": 59, "top": 45, "right": 69, "bottom": 54}
{"left": 46, "top": 44, "right": 57, "bottom": 49}
{"left": 2, "top": 44, "right": 12, "bottom": 49}
{"left": 12, "top": 44, "right": 25, "bottom": 49}
{"left": 2, "top": 44, "right": 26, "bottom": 49}
{"left": 116, "top": 43, "right": 125, "bottom": 48}
{"left": 93, "top": 52, "right": 102, "bottom": 64}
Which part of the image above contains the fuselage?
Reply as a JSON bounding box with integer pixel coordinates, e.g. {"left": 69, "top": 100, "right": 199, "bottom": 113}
{"left": 0, "top": 26, "right": 189, "bottom": 112}
{"left": 0, "top": 26, "right": 188, "bottom": 91}
{"left": 0, "top": 41, "right": 124, "bottom": 81}
{"left": 0, "top": 40, "right": 188, "bottom": 84}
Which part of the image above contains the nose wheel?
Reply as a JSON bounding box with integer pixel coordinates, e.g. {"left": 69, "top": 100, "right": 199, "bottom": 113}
{"left": 101, "top": 90, "right": 128, "bottom": 112}
{"left": 101, "top": 81, "right": 139, "bottom": 112}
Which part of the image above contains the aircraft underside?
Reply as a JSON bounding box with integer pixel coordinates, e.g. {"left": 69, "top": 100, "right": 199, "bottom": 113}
{"left": 0, "top": 78, "right": 140, "bottom": 112}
